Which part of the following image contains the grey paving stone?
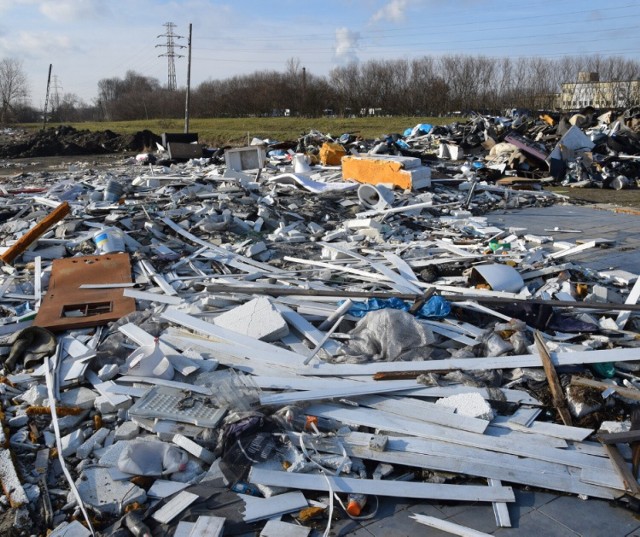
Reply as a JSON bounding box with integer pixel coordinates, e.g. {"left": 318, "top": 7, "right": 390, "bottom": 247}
{"left": 539, "top": 496, "right": 640, "bottom": 536}
{"left": 493, "top": 509, "right": 579, "bottom": 536}
{"left": 424, "top": 500, "right": 482, "bottom": 518}
{"left": 364, "top": 509, "right": 449, "bottom": 537}
{"left": 507, "top": 488, "right": 557, "bottom": 519}
{"left": 358, "top": 496, "right": 416, "bottom": 522}
{"left": 325, "top": 517, "right": 369, "bottom": 537}
{"left": 447, "top": 503, "right": 503, "bottom": 534}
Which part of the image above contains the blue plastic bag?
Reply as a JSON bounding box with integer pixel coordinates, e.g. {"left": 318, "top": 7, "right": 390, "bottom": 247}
{"left": 346, "top": 295, "right": 450, "bottom": 320}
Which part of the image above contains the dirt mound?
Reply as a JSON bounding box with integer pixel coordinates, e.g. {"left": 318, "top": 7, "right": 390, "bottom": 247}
{"left": 0, "top": 126, "right": 161, "bottom": 158}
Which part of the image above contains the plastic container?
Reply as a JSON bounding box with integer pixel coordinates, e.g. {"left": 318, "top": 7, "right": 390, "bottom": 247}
{"left": 103, "top": 179, "right": 124, "bottom": 202}
{"left": 346, "top": 493, "right": 367, "bottom": 516}
{"left": 357, "top": 184, "right": 395, "bottom": 211}
{"left": 93, "top": 227, "right": 125, "bottom": 254}
{"left": 292, "top": 153, "right": 312, "bottom": 174}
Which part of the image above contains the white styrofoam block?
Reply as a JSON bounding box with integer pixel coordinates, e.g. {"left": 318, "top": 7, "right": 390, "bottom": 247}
{"left": 114, "top": 421, "right": 139, "bottom": 441}
{"left": 61, "top": 429, "right": 86, "bottom": 457}
{"left": 435, "top": 392, "right": 495, "bottom": 421}
{"left": 213, "top": 297, "right": 289, "bottom": 342}
{"left": 76, "top": 428, "right": 110, "bottom": 459}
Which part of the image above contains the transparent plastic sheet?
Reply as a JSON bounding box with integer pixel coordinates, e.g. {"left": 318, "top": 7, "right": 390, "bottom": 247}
{"left": 195, "top": 369, "right": 262, "bottom": 412}
{"left": 117, "top": 441, "right": 188, "bottom": 476}
{"left": 336, "top": 308, "right": 435, "bottom": 363}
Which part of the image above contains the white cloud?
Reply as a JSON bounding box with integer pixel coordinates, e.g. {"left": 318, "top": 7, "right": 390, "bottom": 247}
{"left": 38, "top": 0, "right": 105, "bottom": 23}
{"left": 334, "top": 27, "right": 361, "bottom": 63}
{"left": 370, "top": 0, "right": 409, "bottom": 24}
{"left": 1, "top": 30, "right": 73, "bottom": 57}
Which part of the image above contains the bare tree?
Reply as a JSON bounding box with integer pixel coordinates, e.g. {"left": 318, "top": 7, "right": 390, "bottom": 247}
{"left": 0, "top": 58, "right": 29, "bottom": 124}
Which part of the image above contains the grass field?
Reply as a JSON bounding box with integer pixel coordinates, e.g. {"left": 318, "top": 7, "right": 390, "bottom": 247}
{"left": 23, "top": 116, "right": 457, "bottom": 146}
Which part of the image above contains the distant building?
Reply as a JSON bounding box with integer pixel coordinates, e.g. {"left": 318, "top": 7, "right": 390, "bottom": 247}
{"left": 560, "top": 72, "right": 640, "bottom": 110}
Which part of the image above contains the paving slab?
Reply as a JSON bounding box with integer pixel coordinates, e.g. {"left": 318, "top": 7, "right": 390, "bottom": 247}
{"left": 538, "top": 496, "right": 640, "bottom": 536}
{"left": 486, "top": 205, "right": 640, "bottom": 272}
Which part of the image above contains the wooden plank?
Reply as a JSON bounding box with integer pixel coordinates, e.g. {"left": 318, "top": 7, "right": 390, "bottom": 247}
{"left": 410, "top": 513, "right": 492, "bottom": 537}
{"left": 162, "top": 309, "right": 308, "bottom": 367}
{"left": 1, "top": 201, "right": 70, "bottom": 265}
{"left": 248, "top": 468, "right": 515, "bottom": 503}
{"left": 598, "top": 430, "right": 640, "bottom": 445}
{"left": 398, "top": 386, "right": 541, "bottom": 406}
{"left": 152, "top": 490, "right": 199, "bottom": 524}
{"left": 356, "top": 394, "right": 489, "bottom": 434}
{"left": 491, "top": 415, "right": 593, "bottom": 442}
{"left": 305, "top": 403, "right": 612, "bottom": 471}
{"left": 260, "top": 520, "right": 311, "bottom": 537}
{"left": 164, "top": 333, "right": 299, "bottom": 378}
{"left": 489, "top": 479, "right": 511, "bottom": 528}
{"left": 188, "top": 515, "right": 225, "bottom": 537}
{"left": 273, "top": 303, "right": 341, "bottom": 356}
{"left": 335, "top": 432, "right": 620, "bottom": 499}
{"left": 240, "top": 491, "right": 308, "bottom": 523}
{"left": 302, "top": 346, "right": 640, "bottom": 376}
{"left": 259, "top": 379, "right": 423, "bottom": 406}
{"left": 123, "top": 288, "right": 182, "bottom": 305}
{"left": 603, "top": 444, "right": 640, "bottom": 497}
{"left": 571, "top": 377, "right": 640, "bottom": 402}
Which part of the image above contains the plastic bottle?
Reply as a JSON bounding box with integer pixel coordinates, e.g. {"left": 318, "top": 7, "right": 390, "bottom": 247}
{"left": 124, "top": 511, "right": 151, "bottom": 537}
{"left": 346, "top": 493, "right": 367, "bottom": 516}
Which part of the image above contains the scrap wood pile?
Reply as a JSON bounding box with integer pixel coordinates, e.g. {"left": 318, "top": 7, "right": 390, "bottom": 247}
{"left": 0, "top": 122, "right": 638, "bottom": 536}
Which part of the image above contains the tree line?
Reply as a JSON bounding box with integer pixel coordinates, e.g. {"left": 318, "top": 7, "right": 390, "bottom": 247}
{"left": 1, "top": 54, "right": 640, "bottom": 124}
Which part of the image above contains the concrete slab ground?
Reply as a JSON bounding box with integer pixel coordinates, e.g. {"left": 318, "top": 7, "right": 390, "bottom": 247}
{"left": 485, "top": 204, "right": 640, "bottom": 272}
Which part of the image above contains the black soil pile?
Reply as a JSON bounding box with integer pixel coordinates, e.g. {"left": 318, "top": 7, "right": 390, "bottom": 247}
{"left": 0, "top": 126, "right": 161, "bottom": 158}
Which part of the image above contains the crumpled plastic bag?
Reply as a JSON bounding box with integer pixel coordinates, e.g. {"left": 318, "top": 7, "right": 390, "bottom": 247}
{"left": 336, "top": 308, "right": 435, "bottom": 363}
{"left": 347, "top": 296, "right": 451, "bottom": 320}
{"left": 117, "top": 441, "right": 188, "bottom": 476}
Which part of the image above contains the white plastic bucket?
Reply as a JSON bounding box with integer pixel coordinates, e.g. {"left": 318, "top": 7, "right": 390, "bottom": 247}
{"left": 93, "top": 227, "right": 125, "bottom": 254}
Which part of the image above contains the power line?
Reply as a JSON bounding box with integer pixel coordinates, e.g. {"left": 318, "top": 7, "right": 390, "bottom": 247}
{"left": 195, "top": 4, "right": 639, "bottom": 43}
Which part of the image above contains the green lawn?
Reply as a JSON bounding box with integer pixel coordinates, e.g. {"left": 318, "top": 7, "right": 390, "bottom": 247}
{"left": 21, "top": 116, "right": 458, "bottom": 146}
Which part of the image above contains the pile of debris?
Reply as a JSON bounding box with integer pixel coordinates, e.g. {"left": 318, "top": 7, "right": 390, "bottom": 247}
{"left": 0, "top": 129, "right": 639, "bottom": 537}
{"left": 0, "top": 126, "right": 161, "bottom": 159}
{"left": 279, "top": 107, "right": 640, "bottom": 191}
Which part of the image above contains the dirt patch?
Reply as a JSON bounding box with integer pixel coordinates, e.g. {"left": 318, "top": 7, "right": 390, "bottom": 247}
{"left": 548, "top": 185, "right": 640, "bottom": 208}
{"left": 0, "top": 125, "right": 160, "bottom": 159}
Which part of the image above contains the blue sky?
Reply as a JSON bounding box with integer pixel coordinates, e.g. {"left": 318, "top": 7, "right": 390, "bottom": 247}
{"left": 0, "top": 0, "right": 638, "bottom": 106}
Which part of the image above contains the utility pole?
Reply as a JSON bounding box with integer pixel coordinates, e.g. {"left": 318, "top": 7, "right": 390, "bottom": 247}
{"left": 42, "top": 64, "right": 52, "bottom": 130}
{"left": 302, "top": 67, "right": 307, "bottom": 117}
{"left": 184, "top": 23, "right": 192, "bottom": 133}
{"left": 156, "top": 22, "right": 185, "bottom": 91}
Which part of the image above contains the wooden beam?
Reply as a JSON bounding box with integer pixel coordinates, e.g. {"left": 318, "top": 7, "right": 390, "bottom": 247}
{"left": 410, "top": 513, "right": 492, "bottom": 537}
{"left": 597, "top": 430, "right": 640, "bottom": 445}
{"left": 534, "top": 331, "right": 573, "bottom": 426}
{"left": 1, "top": 201, "right": 70, "bottom": 265}
{"left": 248, "top": 467, "right": 515, "bottom": 503}
{"left": 204, "top": 284, "right": 640, "bottom": 312}
{"left": 602, "top": 444, "right": 640, "bottom": 497}
{"left": 303, "top": 347, "right": 640, "bottom": 376}
{"left": 571, "top": 377, "right": 640, "bottom": 402}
